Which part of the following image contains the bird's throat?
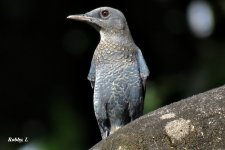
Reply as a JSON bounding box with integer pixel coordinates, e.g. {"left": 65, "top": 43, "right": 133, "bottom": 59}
{"left": 100, "top": 29, "right": 134, "bottom": 46}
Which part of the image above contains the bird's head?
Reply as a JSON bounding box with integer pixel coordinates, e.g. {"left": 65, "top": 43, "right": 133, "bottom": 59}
{"left": 67, "top": 7, "right": 129, "bottom": 32}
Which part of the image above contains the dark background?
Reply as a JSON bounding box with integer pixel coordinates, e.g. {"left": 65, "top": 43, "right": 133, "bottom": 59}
{"left": 1, "top": 0, "right": 225, "bottom": 149}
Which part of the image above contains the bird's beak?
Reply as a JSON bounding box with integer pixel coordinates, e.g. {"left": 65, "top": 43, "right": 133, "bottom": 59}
{"left": 67, "top": 14, "right": 92, "bottom": 22}
{"left": 67, "top": 14, "right": 101, "bottom": 30}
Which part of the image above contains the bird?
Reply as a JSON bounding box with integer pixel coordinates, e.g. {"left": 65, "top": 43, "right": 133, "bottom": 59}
{"left": 67, "top": 7, "right": 150, "bottom": 139}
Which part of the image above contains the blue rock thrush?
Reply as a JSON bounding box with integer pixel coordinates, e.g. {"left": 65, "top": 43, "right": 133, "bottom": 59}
{"left": 67, "top": 7, "right": 150, "bottom": 139}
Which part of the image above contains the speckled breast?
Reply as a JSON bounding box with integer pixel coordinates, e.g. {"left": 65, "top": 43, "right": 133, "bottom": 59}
{"left": 93, "top": 40, "right": 142, "bottom": 100}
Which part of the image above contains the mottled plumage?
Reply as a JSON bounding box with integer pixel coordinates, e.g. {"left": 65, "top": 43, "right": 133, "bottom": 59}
{"left": 67, "top": 7, "right": 149, "bottom": 139}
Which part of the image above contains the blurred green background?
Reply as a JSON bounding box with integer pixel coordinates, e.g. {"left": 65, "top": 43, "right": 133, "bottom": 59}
{"left": 0, "top": 0, "right": 225, "bottom": 149}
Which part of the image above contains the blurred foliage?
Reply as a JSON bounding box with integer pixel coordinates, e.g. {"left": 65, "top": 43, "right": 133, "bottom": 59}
{"left": 144, "top": 83, "right": 163, "bottom": 114}
{"left": 42, "top": 99, "right": 87, "bottom": 150}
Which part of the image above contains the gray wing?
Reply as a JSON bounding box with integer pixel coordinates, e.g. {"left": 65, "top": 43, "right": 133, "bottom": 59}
{"left": 87, "top": 57, "right": 96, "bottom": 88}
{"left": 136, "top": 48, "right": 150, "bottom": 90}
{"left": 127, "top": 48, "right": 149, "bottom": 120}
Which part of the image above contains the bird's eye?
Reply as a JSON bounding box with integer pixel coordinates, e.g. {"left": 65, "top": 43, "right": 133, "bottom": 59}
{"left": 101, "top": 10, "right": 109, "bottom": 17}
